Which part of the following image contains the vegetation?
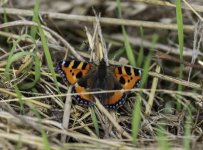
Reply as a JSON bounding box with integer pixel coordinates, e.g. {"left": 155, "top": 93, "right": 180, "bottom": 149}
{"left": 0, "top": 0, "right": 203, "bottom": 149}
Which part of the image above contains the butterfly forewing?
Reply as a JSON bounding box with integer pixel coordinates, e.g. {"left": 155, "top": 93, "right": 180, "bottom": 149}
{"left": 58, "top": 60, "right": 91, "bottom": 84}
{"left": 114, "top": 66, "right": 142, "bottom": 89}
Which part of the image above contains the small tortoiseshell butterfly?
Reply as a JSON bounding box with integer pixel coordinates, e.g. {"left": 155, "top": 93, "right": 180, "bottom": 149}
{"left": 57, "top": 59, "right": 141, "bottom": 110}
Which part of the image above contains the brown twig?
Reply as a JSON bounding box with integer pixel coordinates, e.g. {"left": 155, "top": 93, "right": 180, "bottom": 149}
{"left": 61, "top": 86, "right": 72, "bottom": 143}
{"left": 0, "top": 8, "right": 194, "bottom": 32}
{"left": 134, "top": 0, "right": 203, "bottom": 13}
{"left": 154, "top": 52, "right": 203, "bottom": 70}
{"left": 110, "top": 35, "right": 203, "bottom": 57}
{"left": 0, "top": 20, "right": 84, "bottom": 61}
{"left": 95, "top": 98, "right": 132, "bottom": 139}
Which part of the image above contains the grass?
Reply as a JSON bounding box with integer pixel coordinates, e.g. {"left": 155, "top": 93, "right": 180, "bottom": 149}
{"left": 176, "top": 0, "right": 184, "bottom": 111}
{"left": 156, "top": 126, "right": 171, "bottom": 150}
{"left": 30, "top": 0, "right": 39, "bottom": 39}
{"left": 175, "top": 3, "right": 193, "bottom": 149}
{"left": 4, "top": 35, "right": 34, "bottom": 80}
{"left": 0, "top": 0, "right": 202, "bottom": 150}
{"left": 132, "top": 33, "right": 158, "bottom": 143}
{"left": 90, "top": 107, "right": 100, "bottom": 137}
{"left": 14, "top": 85, "right": 24, "bottom": 113}
{"left": 137, "top": 26, "right": 144, "bottom": 67}
{"left": 36, "top": 17, "right": 60, "bottom": 92}
{"left": 116, "top": 0, "right": 136, "bottom": 66}
{"left": 183, "top": 108, "right": 192, "bottom": 150}
{"left": 132, "top": 93, "right": 142, "bottom": 143}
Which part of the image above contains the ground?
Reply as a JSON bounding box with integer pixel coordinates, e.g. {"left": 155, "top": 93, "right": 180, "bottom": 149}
{"left": 0, "top": 0, "right": 203, "bottom": 150}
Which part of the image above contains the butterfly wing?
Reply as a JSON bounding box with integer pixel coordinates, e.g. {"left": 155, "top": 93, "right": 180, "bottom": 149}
{"left": 103, "top": 91, "right": 126, "bottom": 110}
{"left": 101, "top": 75, "right": 126, "bottom": 110}
{"left": 57, "top": 60, "right": 91, "bottom": 84}
{"left": 72, "top": 74, "right": 96, "bottom": 106}
{"left": 114, "top": 66, "right": 142, "bottom": 89}
{"left": 102, "top": 66, "right": 141, "bottom": 110}
{"left": 58, "top": 60, "right": 94, "bottom": 106}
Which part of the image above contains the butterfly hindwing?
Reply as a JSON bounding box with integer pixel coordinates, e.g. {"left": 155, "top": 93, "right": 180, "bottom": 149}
{"left": 101, "top": 66, "right": 142, "bottom": 109}
{"left": 57, "top": 60, "right": 91, "bottom": 84}
{"left": 103, "top": 91, "right": 126, "bottom": 110}
{"left": 72, "top": 84, "right": 94, "bottom": 106}
{"left": 114, "top": 66, "right": 142, "bottom": 89}
{"left": 71, "top": 75, "right": 94, "bottom": 106}
{"left": 101, "top": 76, "right": 126, "bottom": 109}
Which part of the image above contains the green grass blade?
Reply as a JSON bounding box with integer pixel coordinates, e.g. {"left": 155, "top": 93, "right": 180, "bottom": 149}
{"left": 176, "top": 0, "right": 184, "bottom": 89}
{"left": 31, "top": 0, "right": 40, "bottom": 39}
{"left": 156, "top": 126, "right": 171, "bottom": 150}
{"left": 116, "top": 0, "right": 136, "bottom": 66}
{"left": 132, "top": 34, "right": 158, "bottom": 143}
{"left": 176, "top": 0, "right": 184, "bottom": 110}
{"left": 137, "top": 26, "right": 144, "bottom": 67}
{"left": 14, "top": 85, "right": 24, "bottom": 113}
{"left": 4, "top": 35, "right": 35, "bottom": 80}
{"left": 18, "top": 53, "right": 41, "bottom": 90}
{"left": 40, "top": 126, "right": 51, "bottom": 150}
{"left": 16, "top": 135, "right": 22, "bottom": 150}
{"left": 110, "top": 47, "right": 125, "bottom": 60}
{"left": 132, "top": 94, "right": 142, "bottom": 143}
{"left": 184, "top": 109, "right": 192, "bottom": 150}
{"left": 122, "top": 27, "right": 136, "bottom": 66}
{"left": 176, "top": 0, "right": 184, "bottom": 60}
{"left": 4, "top": 51, "right": 41, "bottom": 89}
{"left": 36, "top": 18, "right": 60, "bottom": 92}
{"left": 90, "top": 107, "right": 99, "bottom": 137}
{"left": 29, "top": 103, "right": 50, "bottom": 150}
{"left": 140, "top": 34, "right": 158, "bottom": 87}
{"left": 3, "top": 8, "right": 9, "bottom": 33}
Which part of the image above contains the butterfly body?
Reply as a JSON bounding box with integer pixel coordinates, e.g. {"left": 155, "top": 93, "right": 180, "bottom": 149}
{"left": 58, "top": 59, "right": 141, "bottom": 109}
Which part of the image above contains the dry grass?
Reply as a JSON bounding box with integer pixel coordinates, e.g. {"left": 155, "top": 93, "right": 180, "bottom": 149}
{"left": 0, "top": 0, "right": 203, "bottom": 150}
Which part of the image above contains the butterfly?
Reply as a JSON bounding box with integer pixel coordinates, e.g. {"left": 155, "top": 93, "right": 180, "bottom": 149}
{"left": 57, "top": 58, "right": 141, "bottom": 110}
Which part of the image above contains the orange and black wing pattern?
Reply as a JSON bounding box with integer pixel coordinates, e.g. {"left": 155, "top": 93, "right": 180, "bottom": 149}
{"left": 58, "top": 60, "right": 94, "bottom": 106}
{"left": 58, "top": 59, "right": 142, "bottom": 109}
{"left": 71, "top": 78, "right": 94, "bottom": 106}
{"left": 103, "top": 89, "right": 126, "bottom": 110}
{"left": 114, "top": 66, "right": 142, "bottom": 89}
{"left": 101, "top": 66, "right": 141, "bottom": 109}
{"left": 57, "top": 60, "right": 91, "bottom": 84}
